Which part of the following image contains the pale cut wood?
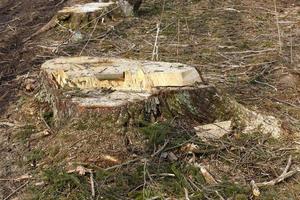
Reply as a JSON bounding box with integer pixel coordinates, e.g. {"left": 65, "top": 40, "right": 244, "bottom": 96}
{"left": 194, "top": 120, "right": 232, "bottom": 140}
{"left": 41, "top": 57, "right": 202, "bottom": 92}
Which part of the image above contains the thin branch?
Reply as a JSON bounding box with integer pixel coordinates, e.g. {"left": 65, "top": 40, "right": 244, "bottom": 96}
{"left": 3, "top": 181, "right": 29, "bottom": 200}
{"left": 151, "top": 139, "right": 169, "bottom": 157}
{"left": 255, "top": 156, "right": 299, "bottom": 187}
{"left": 273, "top": 0, "right": 282, "bottom": 53}
{"left": 89, "top": 170, "right": 95, "bottom": 198}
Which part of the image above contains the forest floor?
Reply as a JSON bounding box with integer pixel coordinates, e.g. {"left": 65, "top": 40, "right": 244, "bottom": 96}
{"left": 0, "top": 0, "right": 300, "bottom": 199}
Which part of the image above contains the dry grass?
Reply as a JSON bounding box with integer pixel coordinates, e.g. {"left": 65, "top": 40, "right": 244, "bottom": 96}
{"left": 1, "top": 0, "right": 300, "bottom": 199}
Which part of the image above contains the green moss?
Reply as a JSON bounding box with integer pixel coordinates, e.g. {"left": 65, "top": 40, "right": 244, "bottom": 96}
{"left": 176, "top": 92, "right": 198, "bottom": 115}
{"left": 234, "top": 194, "right": 248, "bottom": 200}
{"left": 48, "top": 145, "right": 60, "bottom": 157}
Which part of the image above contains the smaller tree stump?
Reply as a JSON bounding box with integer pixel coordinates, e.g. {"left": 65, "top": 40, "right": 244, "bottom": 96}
{"left": 25, "top": 1, "right": 143, "bottom": 42}
{"left": 56, "top": 2, "right": 121, "bottom": 30}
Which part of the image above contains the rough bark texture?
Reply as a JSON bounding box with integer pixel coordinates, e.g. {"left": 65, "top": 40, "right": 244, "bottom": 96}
{"left": 41, "top": 71, "right": 221, "bottom": 129}
{"left": 39, "top": 71, "right": 224, "bottom": 166}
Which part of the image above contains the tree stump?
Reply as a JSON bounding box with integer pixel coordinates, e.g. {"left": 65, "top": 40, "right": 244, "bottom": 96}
{"left": 39, "top": 57, "right": 282, "bottom": 166}
{"left": 25, "top": 1, "right": 142, "bottom": 42}
{"left": 56, "top": 2, "right": 121, "bottom": 30}
{"left": 55, "top": 1, "right": 142, "bottom": 29}
{"left": 40, "top": 57, "right": 219, "bottom": 127}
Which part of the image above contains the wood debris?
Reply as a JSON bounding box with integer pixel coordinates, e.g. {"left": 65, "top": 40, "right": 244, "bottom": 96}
{"left": 194, "top": 163, "right": 218, "bottom": 185}
{"left": 194, "top": 120, "right": 232, "bottom": 140}
{"left": 250, "top": 155, "right": 299, "bottom": 197}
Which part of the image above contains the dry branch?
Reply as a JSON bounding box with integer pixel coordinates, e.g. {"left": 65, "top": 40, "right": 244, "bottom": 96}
{"left": 3, "top": 181, "right": 29, "bottom": 200}
{"left": 254, "top": 156, "right": 299, "bottom": 187}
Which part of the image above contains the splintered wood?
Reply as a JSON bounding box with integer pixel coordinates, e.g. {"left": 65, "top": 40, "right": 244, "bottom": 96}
{"left": 41, "top": 57, "right": 201, "bottom": 92}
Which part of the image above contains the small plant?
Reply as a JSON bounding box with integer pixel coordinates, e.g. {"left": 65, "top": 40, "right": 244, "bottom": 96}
{"left": 31, "top": 167, "right": 90, "bottom": 200}
{"left": 42, "top": 111, "right": 53, "bottom": 127}
{"left": 15, "top": 124, "right": 36, "bottom": 142}
{"left": 139, "top": 121, "right": 171, "bottom": 146}
{"left": 26, "top": 149, "right": 45, "bottom": 165}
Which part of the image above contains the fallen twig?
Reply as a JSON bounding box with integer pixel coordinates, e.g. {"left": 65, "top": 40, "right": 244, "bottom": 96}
{"left": 194, "top": 163, "right": 218, "bottom": 185}
{"left": 273, "top": 0, "right": 282, "bottom": 53}
{"left": 254, "top": 156, "right": 299, "bottom": 187}
{"left": 250, "top": 180, "right": 261, "bottom": 197}
{"left": 223, "top": 48, "right": 276, "bottom": 54}
{"left": 151, "top": 139, "right": 169, "bottom": 157}
{"left": 89, "top": 169, "right": 95, "bottom": 198}
{"left": 40, "top": 109, "right": 54, "bottom": 134}
{"left": 253, "top": 80, "right": 278, "bottom": 91}
{"left": 0, "top": 174, "right": 32, "bottom": 182}
{"left": 184, "top": 187, "right": 190, "bottom": 200}
{"left": 3, "top": 181, "right": 29, "bottom": 200}
{"left": 105, "top": 158, "right": 141, "bottom": 171}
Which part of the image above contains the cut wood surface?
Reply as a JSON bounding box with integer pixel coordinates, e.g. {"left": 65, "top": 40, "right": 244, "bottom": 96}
{"left": 41, "top": 57, "right": 202, "bottom": 92}
{"left": 58, "top": 2, "right": 115, "bottom": 14}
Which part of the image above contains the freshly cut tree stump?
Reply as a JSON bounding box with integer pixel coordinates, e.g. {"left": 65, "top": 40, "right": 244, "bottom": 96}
{"left": 41, "top": 57, "right": 220, "bottom": 128}
{"left": 39, "top": 57, "right": 282, "bottom": 166}
{"left": 42, "top": 57, "right": 201, "bottom": 91}
{"left": 40, "top": 56, "right": 282, "bottom": 137}
{"left": 54, "top": 0, "right": 142, "bottom": 29}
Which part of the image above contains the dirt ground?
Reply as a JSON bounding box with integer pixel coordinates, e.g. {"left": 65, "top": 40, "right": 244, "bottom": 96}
{"left": 0, "top": 0, "right": 300, "bottom": 199}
